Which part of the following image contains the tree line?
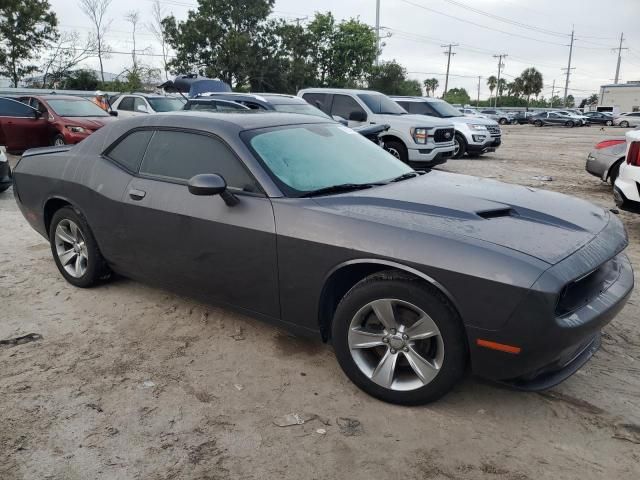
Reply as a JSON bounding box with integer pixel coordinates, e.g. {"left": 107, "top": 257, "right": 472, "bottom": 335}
{"left": 0, "top": 0, "right": 594, "bottom": 107}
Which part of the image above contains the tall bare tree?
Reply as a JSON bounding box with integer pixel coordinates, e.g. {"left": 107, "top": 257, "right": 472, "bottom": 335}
{"left": 147, "top": 0, "right": 170, "bottom": 80}
{"left": 125, "top": 10, "right": 140, "bottom": 70}
{"left": 39, "top": 32, "right": 97, "bottom": 87}
{"left": 79, "top": 0, "right": 112, "bottom": 83}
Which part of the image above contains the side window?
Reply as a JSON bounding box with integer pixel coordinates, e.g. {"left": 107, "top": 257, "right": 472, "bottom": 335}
{"left": 240, "top": 101, "right": 264, "bottom": 110}
{"left": 409, "top": 102, "right": 438, "bottom": 116}
{"left": 118, "top": 96, "right": 135, "bottom": 111}
{"left": 302, "top": 93, "right": 330, "bottom": 114}
{"left": 0, "top": 97, "right": 38, "bottom": 117}
{"left": 330, "top": 95, "right": 366, "bottom": 120}
{"left": 106, "top": 130, "right": 154, "bottom": 172}
{"left": 140, "top": 130, "right": 259, "bottom": 192}
{"left": 30, "top": 99, "right": 47, "bottom": 113}
{"left": 133, "top": 97, "right": 148, "bottom": 113}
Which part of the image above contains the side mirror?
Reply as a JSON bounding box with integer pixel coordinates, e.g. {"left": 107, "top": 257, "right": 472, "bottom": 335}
{"left": 188, "top": 173, "right": 239, "bottom": 206}
{"left": 349, "top": 110, "right": 367, "bottom": 122}
{"left": 109, "top": 110, "right": 118, "bottom": 117}
{"left": 136, "top": 104, "right": 148, "bottom": 113}
{"left": 33, "top": 110, "right": 42, "bottom": 119}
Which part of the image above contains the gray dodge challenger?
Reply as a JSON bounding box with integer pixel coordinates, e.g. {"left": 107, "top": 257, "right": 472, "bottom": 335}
{"left": 12, "top": 112, "right": 634, "bottom": 404}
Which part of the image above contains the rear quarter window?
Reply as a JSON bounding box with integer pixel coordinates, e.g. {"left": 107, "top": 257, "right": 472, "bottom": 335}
{"left": 106, "top": 130, "right": 154, "bottom": 172}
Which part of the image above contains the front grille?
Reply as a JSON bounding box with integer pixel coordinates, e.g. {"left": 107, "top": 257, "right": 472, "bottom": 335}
{"left": 486, "top": 125, "right": 501, "bottom": 136}
{"left": 433, "top": 128, "right": 454, "bottom": 143}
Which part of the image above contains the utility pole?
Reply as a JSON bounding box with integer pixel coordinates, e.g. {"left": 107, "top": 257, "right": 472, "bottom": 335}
{"left": 614, "top": 32, "right": 627, "bottom": 84}
{"left": 375, "top": 0, "right": 381, "bottom": 66}
{"left": 493, "top": 54, "right": 507, "bottom": 108}
{"left": 550, "top": 79, "right": 557, "bottom": 108}
{"left": 291, "top": 16, "right": 308, "bottom": 27}
{"left": 442, "top": 43, "right": 458, "bottom": 96}
{"left": 477, "top": 76, "right": 481, "bottom": 107}
{"left": 563, "top": 29, "right": 575, "bottom": 107}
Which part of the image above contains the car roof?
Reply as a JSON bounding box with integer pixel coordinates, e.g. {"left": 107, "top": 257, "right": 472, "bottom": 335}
{"left": 27, "top": 94, "right": 91, "bottom": 101}
{"left": 298, "top": 88, "right": 384, "bottom": 96}
{"left": 389, "top": 96, "right": 443, "bottom": 103}
{"left": 197, "top": 92, "right": 307, "bottom": 105}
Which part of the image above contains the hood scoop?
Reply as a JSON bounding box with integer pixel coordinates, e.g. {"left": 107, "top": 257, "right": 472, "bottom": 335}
{"left": 477, "top": 208, "right": 515, "bottom": 220}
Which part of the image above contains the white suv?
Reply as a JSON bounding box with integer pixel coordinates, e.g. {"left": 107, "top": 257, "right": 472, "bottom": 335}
{"left": 110, "top": 93, "right": 185, "bottom": 118}
{"left": 298, "top": 88, "right": 455, "bottom": 166}
{"left": 392, "top": 96, "right": 501, "bottom": 159}
{"left": 614, "top": 129, "right": 640, "bottom": 210}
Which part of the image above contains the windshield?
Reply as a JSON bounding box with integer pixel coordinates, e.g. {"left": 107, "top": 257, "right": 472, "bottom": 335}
{"left": 246, "top": 124, "right": 412, "bottom": 196}
{"left": 272, "top": 103, "right": 331, "bottom": 119}
{"left": 147, "top": 97, "right": 185, "bottom": 112}
{"left": 357, "top": 93, "right": 407, "bottom": 115}
{"left": 47, "top": 99, "right": 109, "bottom": 117}
{"left": 430, "top": 100, "right": 463, "bottom": 118}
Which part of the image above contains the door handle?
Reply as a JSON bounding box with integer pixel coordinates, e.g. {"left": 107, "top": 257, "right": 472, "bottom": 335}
{"left": 129, "top": 188, "right": 146, "bottom": 200}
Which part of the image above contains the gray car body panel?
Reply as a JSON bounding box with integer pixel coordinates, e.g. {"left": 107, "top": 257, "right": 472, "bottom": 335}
{"left": 585, "top": 137, "right": 627, "bottom": 181}
{"left": 12, "top": 112, "right": 633, "bottom": 384}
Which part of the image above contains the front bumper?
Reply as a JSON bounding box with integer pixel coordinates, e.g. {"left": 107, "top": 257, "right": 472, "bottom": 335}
{"left": 585, "top": 151, "right": 611, "bottom": 180}
{"left": 408, "top": 143, "right": 454, "bottom": 165}
{"left": 468, "top": 215, "right": 633, "bottom": 388}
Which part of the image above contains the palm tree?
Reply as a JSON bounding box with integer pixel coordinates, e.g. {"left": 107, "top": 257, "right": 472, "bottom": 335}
{"left": 423, "top": 78, "right": 439, "bottom": 97}
{"left": 497, "top": 78, "right": 507, "bottom": 97}
{"left": 520, "top": 67, "right": 543, "bottom": 106}
{"left": 486, "top": 75, "right": 497, "bottom": 101}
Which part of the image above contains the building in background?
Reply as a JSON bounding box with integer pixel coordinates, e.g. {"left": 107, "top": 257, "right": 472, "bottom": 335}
{"left": 599, "top": 82, "right": 640, "bottom": 113}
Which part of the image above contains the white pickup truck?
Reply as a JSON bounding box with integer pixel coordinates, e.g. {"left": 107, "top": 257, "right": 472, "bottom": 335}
{"left": 298, "top": 88, "right": 455, "bottom": 167}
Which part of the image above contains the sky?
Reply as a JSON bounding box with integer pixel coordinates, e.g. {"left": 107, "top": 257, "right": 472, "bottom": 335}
{"left": 50, "top": 0, "right": 640, "bottom": 101}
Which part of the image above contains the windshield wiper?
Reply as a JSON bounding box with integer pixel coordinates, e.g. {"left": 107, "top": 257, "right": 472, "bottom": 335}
{"left": 300, "top": 183, "right": 380, "bottom": 198}
{"left": 389, "top": 172, "right": 422, "bottom": 183}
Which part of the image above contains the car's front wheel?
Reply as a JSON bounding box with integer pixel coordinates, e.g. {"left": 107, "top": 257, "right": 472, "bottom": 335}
{"left": 49, "top": 206, "right": 109, "bottom": 288}
{"left": 53, "top": 134, "right": 66, "bottom": 146}
{"left": 383, "top": 140, "right": 409, "bottom": 163}
{"left": 332, "top": 272, "right": 467, "bottom": 405}
{"left": 452, "top": 133, "right": 467, "bottom": 159}
{"left": 565, "top": 120, "right": 575, "bottom": 128}
{"left": 498, "top": 118, "right": 508, "bottom": 125}
{"left": 620, "top": 120, "right": 629, "bottom": 128}
{"left": 605, "top": 120, "right": 613, "bottom": 126}
{"left": 534, "top": 120, "right": 543, "bottom": 127}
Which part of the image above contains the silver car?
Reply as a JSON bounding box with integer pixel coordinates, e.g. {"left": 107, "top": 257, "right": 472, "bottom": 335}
{"left": 613, "top": 112, "right": 640, "bottom": 128}
{"left": 585, "top": 137, "right": 627, "bottom": 184}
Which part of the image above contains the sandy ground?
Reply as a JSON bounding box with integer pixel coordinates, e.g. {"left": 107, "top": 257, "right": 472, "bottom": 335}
{"left": 1, "top": 125, "right": 639, "bottom": 480}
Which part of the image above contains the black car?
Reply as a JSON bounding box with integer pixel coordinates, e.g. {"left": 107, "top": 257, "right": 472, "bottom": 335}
{"left": 12, "top": 112, "right": 633, "bottom": 404}
{"left": 184, "top": 98, "right": 251, "bottom": 112}
{"left": 190, "top": 93, "right": 330, "bottom": 118}
{"left": 583, "top": 112, "right": 614, "bottom": 126}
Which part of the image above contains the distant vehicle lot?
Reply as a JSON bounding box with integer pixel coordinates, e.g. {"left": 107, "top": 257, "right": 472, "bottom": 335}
{"left": 1, "top": 124, "right": 638, "bottom": 480}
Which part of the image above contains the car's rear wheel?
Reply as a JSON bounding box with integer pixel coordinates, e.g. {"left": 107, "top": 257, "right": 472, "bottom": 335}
{"left": 565, "top": 120, "right": 575, "bottom": 128}
{"left": 49, "top": 207, "right": 109, "bottom": 288}
{"left": 384, "top": 140, "right": 408, "bottom": 163}
{"left": 605, "top": 120, "right": 613, "bottom": 126}
{"left": 53, "top": 134, "right": 66, "bottom": 146}
{"left": 452, "top": 133, "right": 467, "bottom": 159}
{"left": 498, "top": 118, "right": 508, "bottom": 125}
{"left": 620, "top": 120, "right": 629, "bottom": 128}
{"left": 332, "top": 272, "right": 467, "bottom": 405}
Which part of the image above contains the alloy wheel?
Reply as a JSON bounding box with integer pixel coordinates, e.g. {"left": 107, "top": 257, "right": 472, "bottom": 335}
{"left": 453, "top": 138, "right": 460, "bottom": 156}
{"left": 386, "top": 147, "right": 401, "bottom": 159}
{"left": 54, "top": 219, "right": 88, "bottom": 278}
{"left": 54, "top": 137, "right": 66, "bottom": 146}
{"left": 347, "top": 298, "right": 445, "bottom": 391}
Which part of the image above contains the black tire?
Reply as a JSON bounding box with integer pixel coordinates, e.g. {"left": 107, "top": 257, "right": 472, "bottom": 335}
{"left": 331, "top": 272, "right": 467, "bottom": 405}
{"left": 451, "top": 133, "right": 467, "bottom": 159}
{"left": 565, "top": 120, "right": 574, "bottom": 128}
{"left": 608, "top": 159, "right": 624, "bottom": 185}
{"left": 49, "top": 206, "right": 109, "bottom": 288}
{"left": 605, "top": 120, "right": 613, "bottom": 126}
{"left": 498, "top": 118, "right": 508, "bottom": 125}
{"left": 0, "top": 184, "right": 10, "bottom": 193}
{"left": 52, "top": 134, "right": 66, "bottom": 146}
{"left": 384, "top": 140, "right": 408, "bottom": 163}
{"left": 620, "top": 121, "right": 629, "bottom": 128}
{"left": 534, "top": 120, "right": 543, "bottom": 127}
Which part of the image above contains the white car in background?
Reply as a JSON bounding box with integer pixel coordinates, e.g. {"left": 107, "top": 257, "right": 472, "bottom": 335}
{"left": 613, "top": 112, "right": 640, "bottom": 128}
{"left": 614, "top": 129, "right": 640, "bottom": 210}
{"left": 110, "top": 93, "right": 185, "bottom": 118}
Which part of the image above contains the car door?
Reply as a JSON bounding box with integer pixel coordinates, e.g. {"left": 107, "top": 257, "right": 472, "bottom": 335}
{"left": 0, "top": 97, "right": 49, "bottom": 151}
{"left": 115, "top": 96, "right": 136, "bottom": 118}
{"left": 330, "top": 94, "right": 368, "bottom": 127}
{"left": 132, "top": 97, "right": 149, "bottom": 115}
{"left": 120, "top": 128, "right": 280, "bottom": 318}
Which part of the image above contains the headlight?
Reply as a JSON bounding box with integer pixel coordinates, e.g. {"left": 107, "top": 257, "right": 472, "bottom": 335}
{"left": 469, "top": 124, "right": 488, "bottom": 131}
{"left": 66, "top": 126, "right": 87, "bottom": 133}
{"left": 410, "top": 127, "right": 429, "bottom": 144}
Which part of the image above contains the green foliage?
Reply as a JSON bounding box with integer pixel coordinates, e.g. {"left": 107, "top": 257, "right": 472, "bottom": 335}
{"left": 443, "top": 87, "right": 471, "bottom": 105}
{"left": 60, "top": 69, "right": 99, "bottom": 90}
{"left": 367, "top": 60, "right": 421, "bottom": 95}
{"left": 423, "top": 78, "right": 439, "bottom": 97}
{"left": 519, "top": 67, "right": 544, "bottom": 105}
{"left": 0, "top": 0, "right": 58, "bottom": 87}
{"left": 486, "top": 75, "right": 497, "bottom": 96}
{"left": 565, "top": 94, "right": 575, "bottom": 108}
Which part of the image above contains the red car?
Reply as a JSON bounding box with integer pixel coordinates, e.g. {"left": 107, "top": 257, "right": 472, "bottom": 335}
{"left": 0, "top": 95, "right": 117, "bottom": 152}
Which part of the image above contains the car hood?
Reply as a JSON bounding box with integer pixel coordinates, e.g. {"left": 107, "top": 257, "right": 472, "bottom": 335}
{"left": 379, "top": 113, "right": 453, "bottom": 129}
{"left": 59, "top": 116, "right": 116, "bottom": 130}
{"left": 449, "top": 116, "right": 498, "bottom": 127}
{"left": 312, "top": 171, "right": 610, "bottom": 265}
